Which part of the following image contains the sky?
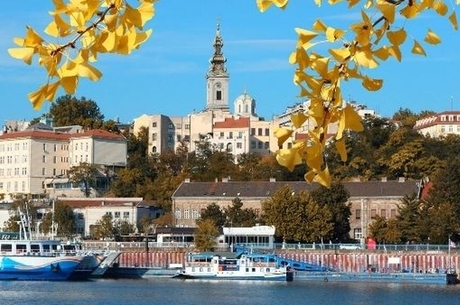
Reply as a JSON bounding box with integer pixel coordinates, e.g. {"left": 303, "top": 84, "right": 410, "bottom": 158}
{"left": 1, "top": 0, "right": 460, "bottom": 126}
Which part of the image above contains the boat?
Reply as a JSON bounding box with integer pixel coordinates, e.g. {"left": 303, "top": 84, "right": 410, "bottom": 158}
{"left": 173, "top": 251, "right": 293, "bottom": 281}
{"left": 0, "top": 208, "right": 93, "bottom": 281}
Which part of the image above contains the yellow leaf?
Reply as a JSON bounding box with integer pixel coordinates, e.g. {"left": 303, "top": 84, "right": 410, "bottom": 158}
{"left": 400, "top": 3, "right": 420, "bottom": 19}
{"left": 313, "top": 166, "right": 331, "bottom": 188}
{"left": 291, "top": 112, "right": 308, "bottom": 128}
{"left": 28, "top": 86, "right": 47, "bottom": 110}
{"left": 295, "top": 28, "right": 318, "bottom": 47}
{"left": 274, "top": 127, "right": 293, "bottom": 147}
{"left": 60, "top": 76, "right": 78, "bottom": 94}
{"left": 8, "top": 47, "right": 35, "bottom": 65}
{"left": 311, "top": 57, "right": 330, "bottom": 78}
{"left": 449, "top": 12, "right": 458, "bottom": 30}
{"left": 424, "top": 29, "right": 441, "bottom": 45}
{"left": 376, "top": 1, "right": 395, "bottom": 23}
{"left": 335, "top": 138, "right": 348, "bottom": 162}
{"left": 411, "top": 39, "right": 426, "bottom": 56}
{"left": 348, "top": 0, "right": 361, "bottom": 8}
{"left": 387, "top": 45, "right": 402, "bottom": 61}
{"left": 325, "top": 27, "right": 345, "bottom": 42}
{"left": 276, "top": 148, "right": 302, "bottom": 171}
{"left": 23, "top": 26, "right": 44, "bottom": 47}
{"left": 45, "top": 81, "right": 60, "bottom": 101}
{"left": 433, "top": 0, "right": 448, "bottom": 16}
{"left": 304, "top": 170, "right": 316, "bottom": 183}
{"left": 312, "top": 19, "right": 327, "bottom": 32}
{"left": 362, "top": 76, "right": 383, "bottom": 91}
{"left": 337, "top": 105, "right": 363, "bottom": 140}
{"left": 77, "top": 62, "right": 102, "bottom": 81}
{"left": 329, "top": 47, "right": 350, "bottom": 62}
{"left": 289, "top": 48, "right": 310, "bottom": 69}
{"left": 45, "top": 14, "right": 71, "bottom": 37}
{"left": 373, "top": 46, "right": 390, "bottom": 60}
{"left": 387, "top": 29, "right": 407, "bottom": 46}
{"left": 354, "top": 47, "right": 379, "bottom": 69}
{"left": 256, "top": 0, "right": 288, "bottom": 12}
{"left": 101, "top": 31, "right": 118, "bottom": 52}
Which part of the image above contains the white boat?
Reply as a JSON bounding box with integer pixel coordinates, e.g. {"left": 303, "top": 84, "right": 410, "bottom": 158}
{"left": 0, "top": 208, "right": 91, "bottom": 281}
{"left": 173, "top": 252, "right": 293, "bottom": 281}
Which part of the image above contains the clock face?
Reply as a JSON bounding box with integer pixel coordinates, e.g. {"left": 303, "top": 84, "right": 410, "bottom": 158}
{"left": 215, "top": 82, "right": 221, "bottom": 88}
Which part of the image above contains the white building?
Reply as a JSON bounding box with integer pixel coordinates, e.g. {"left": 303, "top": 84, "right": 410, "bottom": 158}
{"left": 413, "top": 111, "right": 460, "bottom": 138}
{"left": 0, "top": 123, "right": 127, "bottom": 201}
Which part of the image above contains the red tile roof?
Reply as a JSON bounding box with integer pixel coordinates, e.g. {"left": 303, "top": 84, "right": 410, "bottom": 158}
{"left": 214, "top": 117, "right": 250, "bottom": 129}
{"left": 0, "top": 130, "right": 70, "bottom": 140}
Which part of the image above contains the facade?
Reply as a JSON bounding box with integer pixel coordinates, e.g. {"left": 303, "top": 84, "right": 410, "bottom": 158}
{"left": 171, "top": 179, "right": 423, "bottom": 241}
{"left": 0, "top": 122, "right": 127, "bottom": 201}
{"left": 413, "top": 111, "right": 460, "bottom": 138}
{"left": 55, "top": 197, "right": 161, "bottom": 238}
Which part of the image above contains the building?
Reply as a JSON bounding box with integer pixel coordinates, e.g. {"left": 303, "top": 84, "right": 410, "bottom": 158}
{"left": 413, "top": 111, "right": 460, "bottom": 138}
{"left": 55, "top": 197, "right": 161, "bottom": 238}
{"left": 171, "top": 178, "right": 423, "bottom": 241}
{"left": 0, "top": 121, "right": 127, "bottom": 201}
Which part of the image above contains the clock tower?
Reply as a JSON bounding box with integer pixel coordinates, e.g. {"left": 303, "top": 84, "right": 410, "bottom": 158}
{"left": 205, "top": 22, "right": 229, "bottom": 112}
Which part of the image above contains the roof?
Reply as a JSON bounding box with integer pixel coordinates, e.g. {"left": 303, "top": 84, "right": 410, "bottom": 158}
{"left": 69, "top": 129, "right": 125, "bottom": 140}
{"left": 213, "top": 117, "right": 250, "bottom": 129}
{"left": 0, "top": 130, "right": 70, "bottom": 141}
{"left": 57, "top": 197, "right": 143, "bottom": 208}
{"left": 414, "top": 111, "right": 460, "bottom": 130}
{"left": 172, "top": 180, "right": 421, "bottom": 199}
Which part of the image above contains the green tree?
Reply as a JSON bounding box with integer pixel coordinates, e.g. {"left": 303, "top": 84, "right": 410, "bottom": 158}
{"left": 68, "top": 162, "right": 99, "bottom": 197}
{"left": 54, "top": 201, "right": 76, "bottom": 237}
{"left": 396, "top": 194, "right": 424, "bottom": 243}
{"left": 3, "top": 215, "right": 20, "bottom": 232}
{"left": 262, "top": 185, "right": 333, "bottom": 243}
{"left": 50, "top": 95, "right": 104, "bottom": 129}
{"left": 93, "top": 214, "right": 115, "bottom": 240}
{"left": 310, "top": 182, "right": 351, "bottom": 242}
{"left": 200, "top": 203, "right": 226, "bottom": 228}
{"left": 194, "top": 219, "right": 219, "bottom": 251}
{"left": 223, "top": 198, "right": 258, "bottom": 227}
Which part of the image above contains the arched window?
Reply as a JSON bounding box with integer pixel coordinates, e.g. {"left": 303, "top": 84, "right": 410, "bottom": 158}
{"left": 152, "top": 146, "right": 157, "bottom": 153}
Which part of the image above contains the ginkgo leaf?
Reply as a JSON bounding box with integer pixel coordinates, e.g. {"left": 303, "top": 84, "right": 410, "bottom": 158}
{"left": 362, "top": 76, "right": 383, "bottom": 91}
{"left": 291, "top": 111, "right": 308, "bottom": 128}
{"left": 274, "top": 127, "right": 293, "bottom": 147}
{"left": 325, "top": 27, "right": 345, "bottom": 42}
{"left": 411, "top": 39, "right": 426, "bottom": 56}
{"left": 311, "top": 57, "right": 330, "bottom": 78}
{"left": 400, "top": 2, "right": 420, "bottom": 19}
{"left": 77, "top": 62, "right": 102, "bottom": 81}
{"left": 8, "top": 47, "right": 35, "bottom": 65}
{"left": 335, "top": 138, "right": 348, "bottom": 162}
{"left": 313, "top": 166, "right": 331, "bottom": 188}
{"left": 424, "top": 29, "right": 441, "bottom": 44}
{"left": 433, "top": 0, "right": 448, "bottom": 16}
{"left": 312, "top": 19, "right": 327, "bottom": 32}
{"left": 28, "top": 85, "right": 47, "bottom": 110}
{"left": 45, "top": 14, "right": 71, "bottom": 37}
{"left": 373, "top": 46, "right": 390, "bottom": 60}
{"left": 329, "top": 47, "right": 351, "bottom": 62}
{"left": 354, "top": 48, "right": 379, "bottom": 69}
{"left": 449, "top": 12, "right": 458, "bottom": 30}
{"left": 387, "top": 45, "right": 402, "bottom": 61}
{"left": 23, "top": 26, "right": 44, "bottom": 47}
{"left": 295, "top": 28, "right": 318, "bottom": 46}
{"left": 376, "top": 1, "right": 395, "bottom": 23}
{"left": 256, "top": 0, "right": 288, "bottom": 12}
{"left": 289, "top": 48, "right": 310, "bottom": 69}
{"left": 337, "top": 105, "right": 364, "bottom": 140}
{"left": 387, "top": 29, "right": 407, "bottom": 46}
{"left": 60, "top": 75, "right": 78, "bottom": 94}
{"left": 304, "top": 170, "right": 316, "bottom": 183}
{"left": 276, "top": 148, "right": 303, "bottom": 171}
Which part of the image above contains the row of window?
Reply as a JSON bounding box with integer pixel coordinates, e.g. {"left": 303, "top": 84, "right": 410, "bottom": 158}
{"left": 439, "top": 125, "right": 460, "bottom": 133}
{"left": 0, "top": 168, "right": 28, "bottom": 176}
{"left": 0, "top": 181, "right": 27, "bottom": 192}
{"left": 0, "top": 142, "right": 28, "bottom": 152}
{"left": 43, "top": 143, "right": 69, "bottom": 152}
{"left": 355, "top": 208, "right": 397, "bottom": 220}
{"left": 151, "top": 122, "right": 191, "bottom": 130}
{"left": 440, "top": 115, "right": 460, "bottom": 122}
{"left": 105, "top": 211, "right": 130, "bottom": 219}
{"left": 0, "top": 155, "right": 28, "bottom": 164}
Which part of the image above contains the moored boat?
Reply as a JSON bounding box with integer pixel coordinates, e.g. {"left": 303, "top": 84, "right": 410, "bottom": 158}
{"left": 173, "top": 251, "right": 293, "bottom": 282}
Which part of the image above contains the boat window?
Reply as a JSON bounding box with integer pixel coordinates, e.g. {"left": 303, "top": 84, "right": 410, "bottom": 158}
{"left": 52, "top": 245, "right": 58, "bottom": 251}
{"left": 1, "top": 244, "right": 12, "bottom": 252}
{"left": 30, "top": 244, "right": 40, "bottom": 253}
{"left": 43, "top": 244, "right": 50, "bottom": 252}
{"left": 16, "top": 244, "right": 27, "bottom": 253}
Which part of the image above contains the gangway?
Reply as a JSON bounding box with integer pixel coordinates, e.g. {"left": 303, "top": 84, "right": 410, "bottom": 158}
{"left": 276, "top": 257, "right": 330, "bottom": 272}
{"left": 91, "top": 251, "right": 122, "bottom": 276}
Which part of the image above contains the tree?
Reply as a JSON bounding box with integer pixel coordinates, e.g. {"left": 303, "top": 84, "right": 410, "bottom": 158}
{"left": 194, "top": 219, "right": 219, "bottom": 251}
{"left": 200, "top": 203, "right": 226, "bottom": 228}
{"left": 93, "top": 214, "right": 115, "bottom": 240}
{"left": 50, "top": 95, "right": 104, "bottom": 129}
{"left": 223, "top": 198, "right": 259, "bottom": 228}
{"left": 68, "top": 162, "right": 99, "bottom": 197}
{"left": 262, "top": 185, "right": 333, "bottom": 242}
{"left": 54, "top": 201, "right": 76, "bottom": 237}
{"left": 310, "top": 182, "right": 351, "bottom": 242}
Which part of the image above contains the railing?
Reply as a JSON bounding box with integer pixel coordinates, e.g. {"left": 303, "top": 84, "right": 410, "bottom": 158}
{"left": 80, "top": 241, "right": 458, "bottom": 253}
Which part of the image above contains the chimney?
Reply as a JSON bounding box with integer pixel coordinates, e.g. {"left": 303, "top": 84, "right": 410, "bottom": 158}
{"left": 269, "top": 177, "right": 276, "bottom": 182}
{"left": 381, "top": 177, "right": 387, "bottom": 182}
{"left": 222, "top": 177, "right": 228, "bottom": 183}
{"left": 184, "top": 178, "right": 190, "bottom": 183}
{"left": 398, "top": 177, "right": 406, "bottom": 182}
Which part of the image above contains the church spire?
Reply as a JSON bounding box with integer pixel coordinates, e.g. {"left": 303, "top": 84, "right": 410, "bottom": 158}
{"left": 208, "top": 21, "right": 227, "bottom": 76}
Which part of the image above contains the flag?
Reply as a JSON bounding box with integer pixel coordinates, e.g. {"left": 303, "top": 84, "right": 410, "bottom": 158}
{"left": 449, "top": 240, "right": 457, "bottom": 248}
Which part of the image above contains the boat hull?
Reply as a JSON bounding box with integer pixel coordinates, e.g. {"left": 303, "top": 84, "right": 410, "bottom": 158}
{"left": 0, "top": 255, "right": 84, "bottom": 281}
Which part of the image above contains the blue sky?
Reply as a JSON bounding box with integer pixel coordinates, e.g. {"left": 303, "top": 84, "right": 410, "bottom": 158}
{"left": 1, "top": 0, "right": 459, "bottom": 125}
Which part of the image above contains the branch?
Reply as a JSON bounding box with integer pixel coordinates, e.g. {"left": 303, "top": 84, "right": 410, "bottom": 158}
{"left": 50, "top": 4, "right": 115, "bottom": 56}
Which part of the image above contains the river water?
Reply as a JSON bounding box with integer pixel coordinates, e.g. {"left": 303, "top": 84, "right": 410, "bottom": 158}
{"left": 1, "top": 278, "right": 459, "bottom": 305}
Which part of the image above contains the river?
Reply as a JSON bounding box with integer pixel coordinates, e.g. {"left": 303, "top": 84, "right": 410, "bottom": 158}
{"left": 1, "top": 278, "right": 459, "bottom": 305}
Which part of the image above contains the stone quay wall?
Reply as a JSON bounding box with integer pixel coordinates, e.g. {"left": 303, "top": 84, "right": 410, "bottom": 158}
{"left": 116, "top": 248, "right": 460, "bottom": 274}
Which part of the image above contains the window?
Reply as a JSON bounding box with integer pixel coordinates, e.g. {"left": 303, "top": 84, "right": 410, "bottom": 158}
{"left": 54, "top": 144, "right": 57, "bottom": 152}
{"left": 380, "top": 209, "right": 386, "bottom": 218}
{"left": 42, "top": 155, "right": 46, "bottom": 163}
{"left": 192, "top": 209, "right": 199, "bottom": 219}
{"left": 43, "top": 143, "right": 46, "bottom": 151}
{"left": 175, "top": 209, "right": 181, "bottom": 219}
{"left": 354, "top": 228, "right": 362, "bottom": 240}
{"left": 251, "top": 128, "right": 255, "bottom": 136}
{"left": 152, "top": 122, "right": 157, "bottom": 127}
{"left": 184, "top": 209, "right": 190, "bottom": 219}
{"left": 355, "top": 209, "right": 361, "bottom": 220}
{"left": 264, "top": 142, "right": 269, "bottom": 149}
{"left": 390, "top": 209, "right": 397, "bottom": 218}
{"left": 216, "top": 90, "right": 222, "bottom": 100}
{"left": 185, "top": 124, "right": 190, "bottom": 130}
{"left": 168, "top": 123, "right": 174, "bottom": 129}
{"left": 258, "top": 128, "right": 263, "bottom": 136}
{"left": 265, "top": 128, "right": 270, "bottom": 136}
{"left": 236, "top": 142, "right": 242, "bottom": 149}
{"left": 370, "top": 209, "right": 377, "bottom": 219}
{"left": 42, "top": 168, "right": 46, "bottom": 175}
{"left": 152, "top": 133, "right": 157, "bottom": 141}
{"left": 228, "top": 132, "right": 233, "bottom": 139}
{"left": 53, "top": 156, "right": 57, "bottom": 163}
{"left": 177, "top": 135, "right": 182, "bottom": 142}
{"left": 258, "top": 142, "right": 263, "bottom": 149}
{"left": 251, "top": 141, "right": 256, "bottom": 149}
{"left": 114, "top": 212, "right": 120, "bottom": 218}
{"left": 123, "top": 212, "right": 129, "bottom": 219}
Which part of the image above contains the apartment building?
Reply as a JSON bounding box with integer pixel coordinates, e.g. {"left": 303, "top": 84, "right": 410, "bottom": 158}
{"left": 413, "top": 111, "right": 460, "bottom": 137}
{"left": 0, "top": 122, "right": 127, "bottom": 201}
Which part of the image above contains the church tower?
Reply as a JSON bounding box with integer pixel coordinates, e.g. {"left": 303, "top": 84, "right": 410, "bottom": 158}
{"left": 205, "top": 22, "right": 229, "bottom": 112}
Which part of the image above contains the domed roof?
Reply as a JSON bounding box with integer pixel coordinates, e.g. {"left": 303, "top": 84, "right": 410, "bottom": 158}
{"left": 235, "top": 92, "right": 255, "bottom": 104}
